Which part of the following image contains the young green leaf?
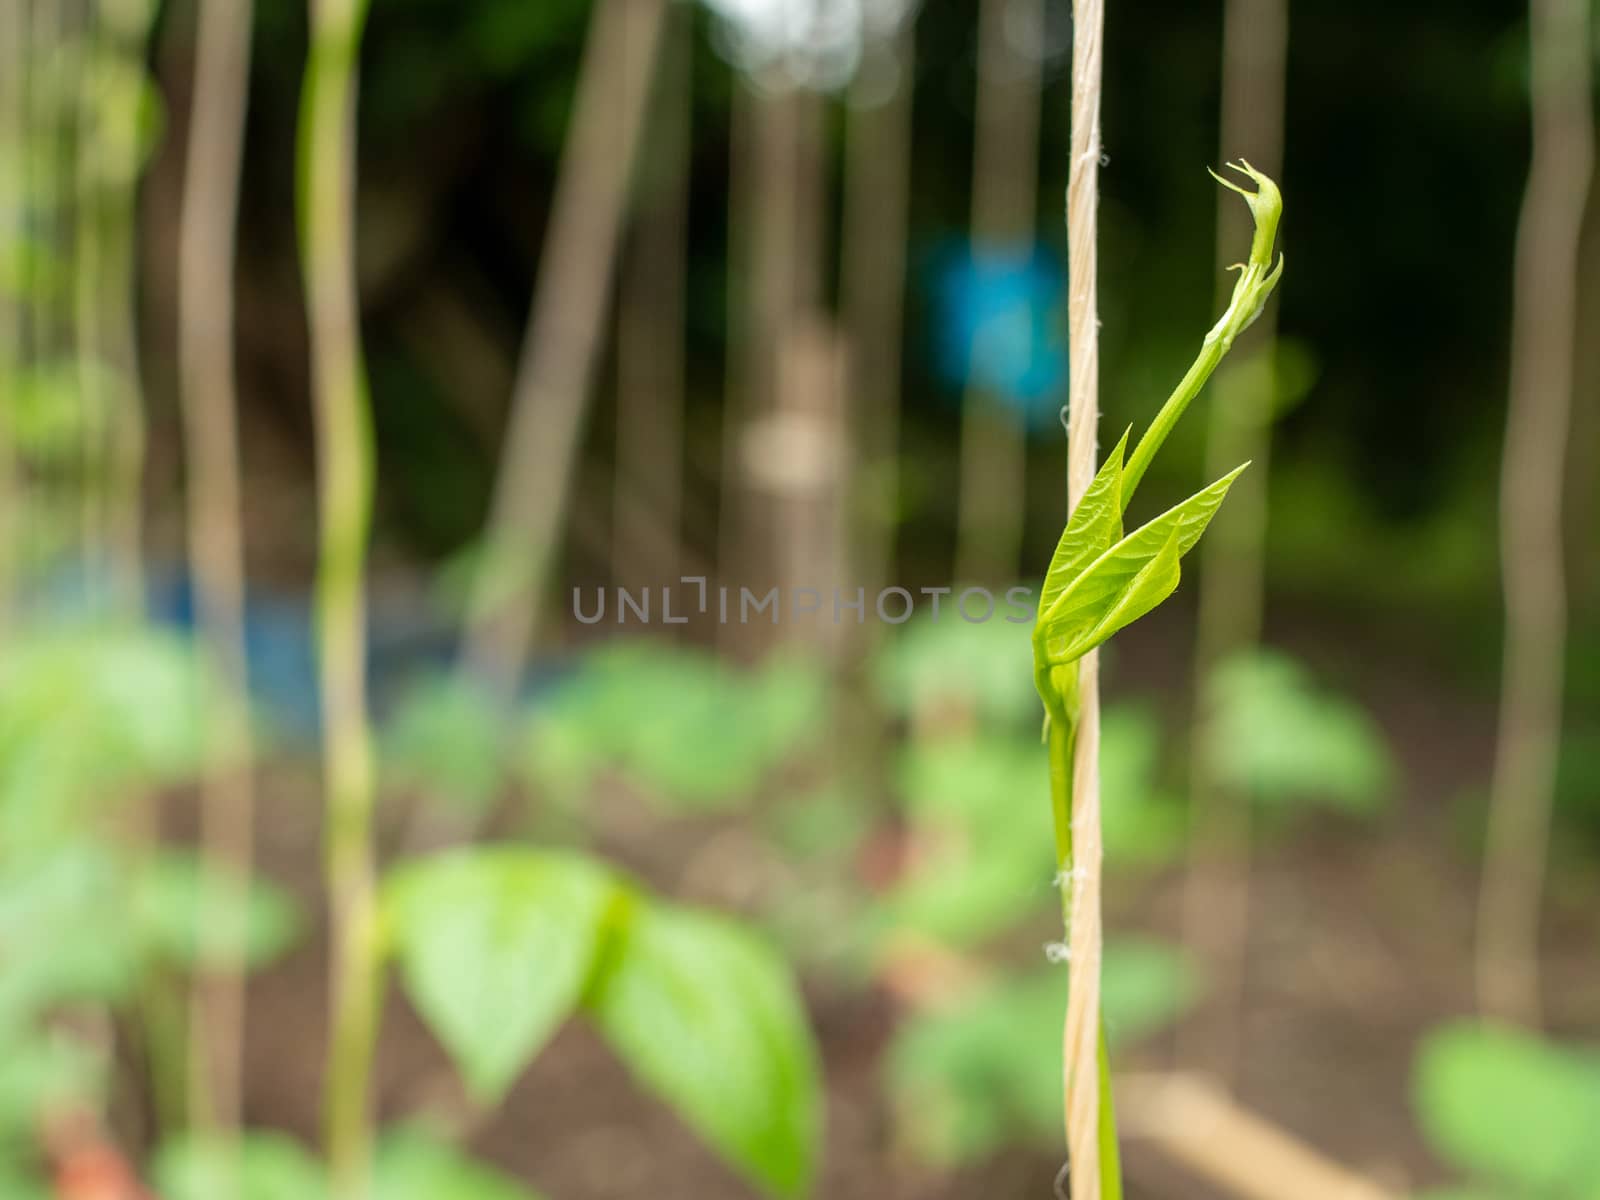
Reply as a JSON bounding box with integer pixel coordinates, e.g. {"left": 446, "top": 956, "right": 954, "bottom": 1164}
{"left": 1036, "top": 428, "right": 1130, "bottom": 621}
{"left": 585, "top": 902, "right": 821, "bottom": 1199}
{"left": 1038, "top": 464, "right": 1249, "bottom": 667}
{"left": 383, "top": 849, "right": 615, "bottom": 1103}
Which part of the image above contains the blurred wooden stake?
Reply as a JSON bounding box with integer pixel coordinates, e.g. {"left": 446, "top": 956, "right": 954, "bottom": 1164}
{"left": 178, "top": 0, "right": 257, "bottom": 1139}
{"left": 1119, "top": 1073, "right": 1401, "bottom": 1200}
{"left": 1178, "top": 0, "right": 1289, "bottom": 1085}
{"left": 299, "top": 0, "right": 381, "bottom": 1189}
{"left": 614, "top": 0, "right": 690, "bottom": 594}
{"left": 0, "top": 0, "right": 20, "bottom": 621}
{"left": 1477, "top": 0, "right": 1594, "bottom": 1026}
{"left": 718, "top": 77, "right": 826, "bottom": 656}
{"left": 954, "top": 0, "right": 1042, "bottom": 587}
{"left": 842, "top": 18, "right": 915, "bottom": 622}
{"left": 462, "top": 0, "right": 667, "bottom": 693}
{"left": 766, "top": 316, "right": 848, "bottom": 659}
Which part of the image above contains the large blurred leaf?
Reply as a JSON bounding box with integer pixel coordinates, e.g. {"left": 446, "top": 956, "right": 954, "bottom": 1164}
{"left": 1205, "top": 650, "right": 1391, "bottom": 814}
{"left": 586, "top": 902, "right": 821, "bottom": 1199}
{"left": 383, "top": 674, "right": 509, "bottom": 819}
{"left": 1414, "top": 1022, "right": 1600, "bottom": 1195}
{"left": 155, "top": 1131, "right": 326, "bottom": 1200}
{"left": 135, "top": 851, "right": 303, "bottom": 972}
{"left": 524, "top": 642, "right": 826, "bottom": 812}
{"left": 1038, "top": 466, "right": 1246, "bottom": 667}
{"left": 383, "top": 849, "right": 614, "bottom": 1102}
{"left": 887, "top": 939, "right": 1198, "bottom": 1166}
{"left": 374, "top": 1127, "right": 545, "bottom": 1200}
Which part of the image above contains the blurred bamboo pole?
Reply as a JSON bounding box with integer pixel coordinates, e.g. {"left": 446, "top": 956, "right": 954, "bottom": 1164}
{"left": 103, "top": 0, "right": 151, "bottom": 613}
{"left": 297, "top": 0, "right": 381, "bottom": 1191}
{"left": 716, "top": 76, "right": 756, "bottom": 635}
{"left": 1064, "top": 0, "right": 1107, "bottom": 1190}
{"left": 1476, "top": 0, "right": 1593, "bottom": 1027}
{"left": 1177, "top": 0, "right": 1289, "bottom": 1086}
{"left": 842, "top": 14, "right": 915, "bottom": 619}
{"left": 76, "top": 0, "right": 153, "bottom": 610}
{"left": 1118, "top": 1074, "right": 1401, "bottom": 1200}
{"left": 764, "top": 78, "right": 838, "bottom": 659}
{"left": 31, "top": 0, "right": 71, "bottom": 583}
{"left": 0, "top": 0, "right": 21, "bottom": 621}
{"left": 74, "top": 0, "right": 108, "bottom": 594}
{"left": 613, "top": 0, "right": 690, "bottom": 593}
{"left": 461, "top": 0, "right": 666, "bottom": 696}
{"left": 1566, "top": 158, "right": 1600, "bottom": 614}
{"left": 717, "top": 73, "right": 826, "bottom": 654}
{"left": 953, "top": 0, "right": 1041, "bottom": 586}
{"left": 177, "top": 0, "right": 256, "bottom": 1140}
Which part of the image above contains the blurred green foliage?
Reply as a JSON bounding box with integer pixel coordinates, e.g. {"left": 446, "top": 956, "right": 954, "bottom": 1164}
{"left": 874, "top": 613, "right": 1037, "bottom": 728}
{"left": 523, "top": 640, "right": 827, "bottom": 812}
{"left": 1204, "top": 649, "right": 1394, "bottom": 817}
{"left": 384, "top": 673, "right": 510, "bottom": 820}
{"left": 1414, "top": 1022, "right": 1600, "bottom": 1199}
{"left": 888, "top": 941, "right": 1197, "bottom": 1167}
{"left": 155, "top": 1126, "right": 547, "bottom": 1200}
{"left": 0, "top": 624, "right": 298, "bottom": 1187}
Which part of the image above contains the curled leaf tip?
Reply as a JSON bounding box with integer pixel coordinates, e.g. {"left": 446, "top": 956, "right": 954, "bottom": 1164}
{"left": 1201, "top": 161, "right": 1285, "bottom": 348}
{"left": 1210, "top": 160, "right": 1282, "bottom": 270}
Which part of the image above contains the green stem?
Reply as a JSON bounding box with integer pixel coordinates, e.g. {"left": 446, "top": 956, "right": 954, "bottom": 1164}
{"left": 1121, "top": 332, "right": 1230, "bottom": 505}
{"left": 1045, "top": 667, "right": 1124, "bottom": 1196}
{"left": 298, "top": 1, "right": 380, "bottom": 1195}
{"left": 1122, "top": 174, "right": 1283, "bottom": 508}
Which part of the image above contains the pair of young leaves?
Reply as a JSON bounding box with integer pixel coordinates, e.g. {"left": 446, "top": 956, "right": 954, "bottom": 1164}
{"left": 1034, "top": 430, "right": 1245, "bottom": 675}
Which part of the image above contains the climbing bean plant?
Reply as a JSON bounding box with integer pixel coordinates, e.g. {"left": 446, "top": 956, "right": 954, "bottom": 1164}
{"left": 1033, "top": 161, "right": 1285, "bottom": 1187}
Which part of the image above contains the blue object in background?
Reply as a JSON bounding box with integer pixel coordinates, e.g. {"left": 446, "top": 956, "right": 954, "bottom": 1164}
{"left": 932, "top": 241, "right": 1068, "bottom": 431}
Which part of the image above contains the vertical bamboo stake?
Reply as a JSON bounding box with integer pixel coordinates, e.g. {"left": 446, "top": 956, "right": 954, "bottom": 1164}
{"left": 0, "top": 0, "right": 21, "bottom": 619}
{"left": 1064, "top": 0, "right": 1110, "bottom": 1192}
{"left": 179, "top": 0, "right": 256, "bottom": 1138}
{"left": 1476, "top": 0, "right": 1592, "bottom": 1027}
{"left": 298, "top": 0, "right": 380, "bottom": 1191}
{"left": 1178, "top": 0, "right": 1289, "bottom": 1085}
{"left": 75, "top": 0, "right": 153, "bottom": 610}
{"left": 954, "top": 0, "right": 1042, "bottom": 585}
{"left": 717, "top": 74, "right": 825, "bottom": 652}
{"left": 104, "top": 0, "right": 151, "bottom": 611}
{"left": 460, "top": 0, "right": 666, "bottom": 697}
{"left": 613, "top": 0, "right": 689, "bottom": 592}
{"left": 842, "top": 14, "right": 915, "bottom": 612}
{"left": 73, "top": 0, "right": 110, "bottom": 593}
